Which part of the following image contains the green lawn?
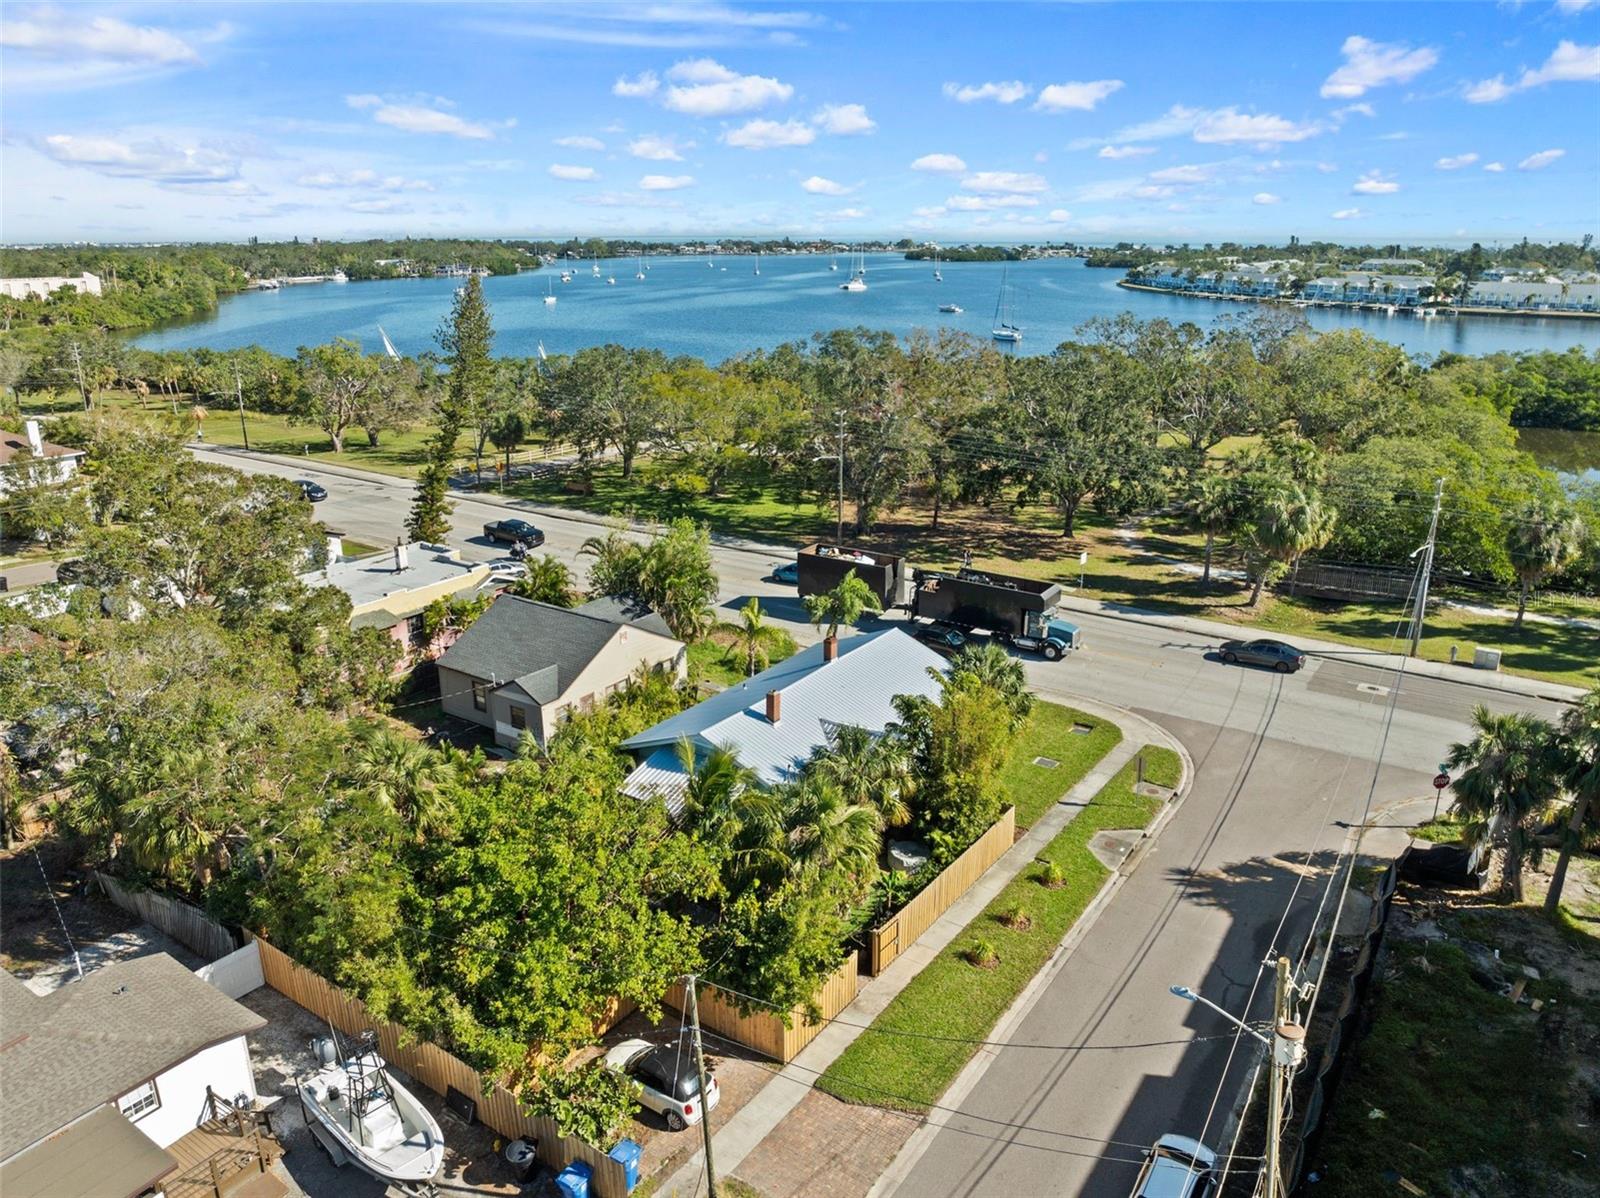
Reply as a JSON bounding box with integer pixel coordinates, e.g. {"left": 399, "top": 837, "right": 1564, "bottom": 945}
{"left": 686, "top": 626, "right": 798, "bottom": 688}
{"left": 817, "top": 746, "right": 1180, "bottom": 1111}
{"left": 999, "top": 701, "right": 1123, "bottom": 828}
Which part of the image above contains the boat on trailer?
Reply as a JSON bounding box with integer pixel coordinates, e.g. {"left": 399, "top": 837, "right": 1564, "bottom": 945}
{"left": 299, "top": 1030, "right": 443, "bottom": 1194}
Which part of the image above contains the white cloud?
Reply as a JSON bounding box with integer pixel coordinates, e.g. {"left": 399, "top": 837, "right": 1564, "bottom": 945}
{"left": 1331, "top": 207, "right": 1365, "bottom": 219}
{"left": 830, "top": 207, "right": 868, "bottom": 219}
{"left": 946, "top": 194, "right": 1040, "bottom": 211}
{"left": 1332, "top": 102, "right": 1376, "bottom": 119}
{"left": 1556, "top": 0, "right": 1598, "bottom": 12}
{"left": 1253, "top": 192, "right": 1282, "bottom": 205}
{"left": 1321, "top": 35, "right": 1439, "bottom": 98}
{"left": 721, "top": 118, "right": 815, "bottom": 149}
{"left": 1147, "top": 163, "right": 1214, "bottom": 184}
{"left": 961, "top": 171, "right": 1048, "bottom": 194}
{"left": 1519, "top": 147, "right": 1566, "bottom": 169}
{"left": 548, "top": 163, "right": 598, "bottom": 180}
{"left": 1483, "top": 160, "right": 1506, "bottom": 172}
{"left": 628, "top": 133, "right": 690, "bottom": 160}
{"left": 1468, "top": 41, "right": 1599, "bottom": 101}
{"left": 2, "top": 8, "right": 204, "bottom": 64}
{"left": 942, "top": 80, "right": 1031, "bottom": 104}
{"left": 613, "top": 70, "right": 660, "bottom": 98}
{"left": 801, "top": 175, "right": 852, "bottom": 195}
{"left": 38, "top": 132, "right": 240, "bottom": 183}
{"left": 346, "top": 198, "right": 408, "bottom": 214}
{"left": 911, "top": 152, "right": 967, "bottom": 173}
{"left": 296, "top": 169, "right": 432, "bottom": 191}
{"left": 1072, "top": 177, "right": 1176, "bottom": 203}
{"left": 1464, "top": 75, "right": 1514, "bottom": 103}
{"left": 1435, "top": 152, "right": 1479, "bottom": 170}
{"left": 813, "top": 103, "right": 876, "bottom": 135}
{"left": 1033, "top": 79, "right": 1124, "bottom": 112}
{"left": 346, "top": 94, "right": 495, "bottom": 139}
{"left": 556, "top": 135, "right": 605, "bottom": 150}
{"left": 639, "top": 174, "right": 694, "bottom": 189}
{"left": 1109, "top": 105, "right": 1205, "bottom": 142}
{"left": 1098, "top": 144, "right": 1155, "bottom": 160}
{"left": 1316, "top": 161, "right": 1339, "bottom": 173}
{"left": 1194, "top": 108, "right": 1324, "bottom": 144}
{"left": 1034, "top": 150, "right": 1049, "bottom": 163}
{"left": 661, "top": 58, "right": 792, "bottom": 115}
{"left": 1048, "top": 208, "right": 1072, "bottom": 221}
{"left": 1352, "top": 169, "right": 1400, "bottom": 194}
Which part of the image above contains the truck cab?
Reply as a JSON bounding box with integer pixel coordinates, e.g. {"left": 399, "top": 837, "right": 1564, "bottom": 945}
{"left": 1008, "top": 611, "right": 1082, "bottom": 661}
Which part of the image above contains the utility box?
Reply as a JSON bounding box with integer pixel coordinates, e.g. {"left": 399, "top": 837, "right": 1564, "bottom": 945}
{"left": 1472, "top": 647, "right": 1503, "bottom": 672}
{"left": 796, "top": 543, "right": 906, "bottom": 608}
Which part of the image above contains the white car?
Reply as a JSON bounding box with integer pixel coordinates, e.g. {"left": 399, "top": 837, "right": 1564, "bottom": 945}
{"left": 603, "top": 1038, "right": 720, "bottom": 1131}
{"left": 484, "top": 557, "right": 527, "bottom": 583}
{"left": 1129, "top": 1134, "right": 1218, "bottom": 1198}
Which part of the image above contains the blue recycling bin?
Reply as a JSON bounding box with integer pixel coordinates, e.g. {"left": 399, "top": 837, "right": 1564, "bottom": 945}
{"left": 555, "top": 1159, "right": 593, "bottom": 1198}
{"left": 609, "top": 1138, "right": 643, "bottom": 1191}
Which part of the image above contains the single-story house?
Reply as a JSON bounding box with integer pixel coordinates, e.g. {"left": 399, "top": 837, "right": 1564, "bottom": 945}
{"left": 301, "top": 539, "right": 494, "bottom": 661}
{"left": 621, "top": 628, "right": 948, "bottom": 816}
{"left": 0, "top": 273, "right": 102, "bottom": 301}
{"left": 0, "top": 953, "right": 266, "bottom": 1198}
{"left": 0, "top": 421, "right": 85, "bottom": 499}
{"left": 436, "top": 594, "right": 686, "bottom": 749}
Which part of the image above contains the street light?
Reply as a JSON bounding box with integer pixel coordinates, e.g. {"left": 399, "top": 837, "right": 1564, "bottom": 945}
{"left": 1167, "top": 984, "right": 1271, "bottom": 1046}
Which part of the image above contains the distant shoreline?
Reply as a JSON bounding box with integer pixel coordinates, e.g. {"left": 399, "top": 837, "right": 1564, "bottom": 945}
{"left": 1115, "top": 278, "right": 1600, "bottom": 321}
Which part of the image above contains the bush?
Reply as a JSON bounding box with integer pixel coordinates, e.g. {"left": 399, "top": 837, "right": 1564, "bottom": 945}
{"left": 520, "top": 1061, "right": 641, "bottom": 1150}
{"left": 997, "top": 904, "right": 1032, "bottom": 932}
{"left": 1038, "top": 860, "right": 1067, "bottom": 889}
{"left": 964, "top": 937, "right": 999, "bottom": 968}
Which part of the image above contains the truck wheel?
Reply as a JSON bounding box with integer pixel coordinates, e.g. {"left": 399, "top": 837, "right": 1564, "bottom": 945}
{"left": 1043, "top": 643, "right": 1063, "bottom": 661}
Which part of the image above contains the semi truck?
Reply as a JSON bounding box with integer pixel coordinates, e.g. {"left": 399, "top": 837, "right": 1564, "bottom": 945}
{"left": 796, "top": 543, "right": 907, "bottom": 608}
{"left": 909, "top": 567, "right": 1083, "bottom": 660}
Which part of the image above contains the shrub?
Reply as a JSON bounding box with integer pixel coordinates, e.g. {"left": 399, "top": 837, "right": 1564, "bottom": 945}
{"left": 1038, "top": 860, "right": 1067, "bottom": 889}
{"left": 520, "top": 1061, "right": 641, "bottom": 1150}
{"left": 997, "top": 904, "right": 1033, "bottom": 932}
{"left": 963, "top": 937, "right": 999, "bottom": 969}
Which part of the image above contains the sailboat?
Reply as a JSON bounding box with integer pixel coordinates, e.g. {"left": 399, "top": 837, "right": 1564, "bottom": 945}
{"left": 933, "top": 251, "right": 942, "bottom": 283}
{"left": 543, "top": 275, "right": 557, "bottom": 306}
{"left": 838, "top": 245, "right": 868, "bottom": 292}
{"left": 635, "top": 255, "right": 646, "bottom": 280}
{"left": 592, "top": 260, "right": 601, "bottom": 278}
{"left": 829, "top": 254, "right": 839, "bottom": 272}
{"left": 753, "top": 251, "right": 761, "bottom": 277}
{"left": 300, "top": 1031, "right": 443, "bottom": 1189}
{"left": 991, "top": 269, "right": 1022, "bottom": 343}
{"left": 377, "top": 326, "right": 401, "bottom": 361}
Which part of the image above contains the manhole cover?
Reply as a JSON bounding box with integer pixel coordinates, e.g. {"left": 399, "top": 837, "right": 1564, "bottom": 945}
{"left": 1071, "top": 723, "right": 1095, "bottom": 736}
{"left": 1356, "top": 682, "right": 1391, "bottom": 696}
{"left": 1033, "top": 756, "right": 1060, "bottom": 769}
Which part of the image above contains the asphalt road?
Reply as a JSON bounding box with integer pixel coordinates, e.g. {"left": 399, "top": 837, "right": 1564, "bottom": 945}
{"left": 195, "top": 448, "right": 1571, "bottom": 1198}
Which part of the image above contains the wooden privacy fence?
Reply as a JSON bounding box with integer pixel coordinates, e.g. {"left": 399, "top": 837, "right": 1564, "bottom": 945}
{"left": 664, "top": 955, "right": 859, "bottom": 1064}
{"left": 868, "top": 807, "right": 1016, "bottom": 976}
{"left": 251, "top": 938, "right": 632, "bottom": 1198}
{"left": 95, "top": 872, "right": 237, "bottom": 962}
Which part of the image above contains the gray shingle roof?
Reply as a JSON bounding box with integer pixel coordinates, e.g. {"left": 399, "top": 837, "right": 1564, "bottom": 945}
{"left": 437, "top": 594, "right": 679, "bottom": 702}
{"left": 576, "top": 595, "right": 675, "bottom": 639}
{"left": 0, "top": 953, "right": 265, "bottom": 1159}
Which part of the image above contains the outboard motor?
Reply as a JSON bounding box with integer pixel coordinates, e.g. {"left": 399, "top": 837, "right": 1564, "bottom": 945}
{"left": 312, "top": 1036, "right": 338, "bottom": 1067}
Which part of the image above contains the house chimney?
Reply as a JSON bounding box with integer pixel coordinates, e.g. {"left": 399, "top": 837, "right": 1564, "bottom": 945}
{"left": 325, "top": 534, "right": 343, "bottom": 565}
{"left": 765, "top": 689, "right": 781, "bottom": 724}
{"left": 24, "top": 420, "right": 44, "bottom": 455}
{"left": 823, "top": 634, "right": 838, "bottom": 663}
{"left": 393, "top": 540, "right": 409, "bottom": 572}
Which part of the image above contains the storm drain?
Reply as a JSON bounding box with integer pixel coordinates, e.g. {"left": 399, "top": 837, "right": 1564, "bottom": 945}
{"left": 1033, "top": 756, "right": 1060, "bottom": 769}
{"left": 1071, "top": 723, "right": 1095, "bottom": 736}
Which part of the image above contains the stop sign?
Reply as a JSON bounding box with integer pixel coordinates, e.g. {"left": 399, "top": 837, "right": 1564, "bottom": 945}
{"left": 1433, "top": 772, "right": 1450, "bottom": 790}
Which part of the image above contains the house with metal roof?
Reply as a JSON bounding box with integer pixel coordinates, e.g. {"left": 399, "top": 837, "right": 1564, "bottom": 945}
{"left": 620, "top": 628, "right": 948, "bottom": 815}
{"left": 436, "top": 593, "right": 685, "bottom": 749}
{"left": 0, "top": 953, "right": 269, "bottom": 1198}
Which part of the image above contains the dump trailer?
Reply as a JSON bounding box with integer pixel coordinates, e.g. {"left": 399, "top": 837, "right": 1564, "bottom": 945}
{"left": 796, "top": 544, "right": 907, "bottom": 608}
{"left": 910, "top": 568, "right": 1082, "bottom": 660}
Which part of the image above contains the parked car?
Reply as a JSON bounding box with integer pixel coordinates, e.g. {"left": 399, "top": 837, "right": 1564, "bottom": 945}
{"left": 53, "top": 558, "right": 90, "bottom": 584}
{"left": 603, "top": 1038, "right": 720, "bottom": 1131}
{"left": 484, "top": 557, "right": 528, "bottom": 583}
{"left": 913, "top": 623, "right": 968, "bottom": 657}
{"left": 295, "top": 479, "right": 328, "bottom": 502}
{"left": 1129, "top": 1134, "right": 1218, "bottom": 1198}
{"left": 1219, "top": 638, "right": 1306, "bottom": 673}
{"left": 482, "top": 518, "right": 545, "bottom": 547}
{"left": 769, "top": 561, "right": 799, "bottom": 585}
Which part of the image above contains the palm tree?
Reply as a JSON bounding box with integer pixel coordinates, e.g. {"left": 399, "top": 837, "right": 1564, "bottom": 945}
{"left": 804, "top": 725, "right": 914, "bottom": 829}
{"left": 510, "top": 554, "right": 578, "bottom": 607}
{"left": 1244, "top": 480, "right": 1336, "bottom": 606}
{"left": 1504, "top": 499, "right": 1584, "bottom": 629}
{"left": 1187, "top": 472, "right": 1241, "bottom": 587}
{"left": 1447, "top": 706, "right": 1561, "bottom": 902}
{"left": 802, "top": 568, "right": 882, "bottom": 647}
{"left": 947, "top": 640, "right": 1033, "bottom": 727}
{"left": 1546, "top": 685, "right": 1600, "bottom": 914}
{"left": 713, "top": 597, "right": 785, "bottom": 678}
{"left": 347, "top": 723, "right": 456, "bottom": 838}
{"left": 779, "top": 776, "right": 881, "bottom": 880}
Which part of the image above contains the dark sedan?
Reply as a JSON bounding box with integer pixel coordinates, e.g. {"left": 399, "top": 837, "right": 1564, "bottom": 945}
{"left": 295, "top": 479, "right": 328, "bottom": 502}
{"left": 483, "top": 517, "right": 546, "bottom": 547}
{"left": 1219, "top": 638, "right": 1306, "bottom": 673}
{"left": 913, "top": 623, "right": 968, "bottom": 657}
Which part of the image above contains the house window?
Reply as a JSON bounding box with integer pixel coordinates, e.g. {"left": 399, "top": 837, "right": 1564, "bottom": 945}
{"left": 119, "top": 1080, "right": 160, "bottom": 1121}
{"left": 405, "top": 613, "right": 428, "bottom": 648}
{"left": 509, "top": 705, "right": 526, "bottom": 731}
{"left": 471, "top": 680, "right": 489, "bottom": 712}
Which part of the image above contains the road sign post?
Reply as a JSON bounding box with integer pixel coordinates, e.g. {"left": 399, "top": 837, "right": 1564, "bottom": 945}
{"left": 1432, "top": 771, "right": 1451, "bottom": 820}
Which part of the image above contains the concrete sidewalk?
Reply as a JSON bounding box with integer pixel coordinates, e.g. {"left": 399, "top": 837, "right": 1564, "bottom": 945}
{"left": 657, "top": 699, "right": 1188, "bottom": 1198}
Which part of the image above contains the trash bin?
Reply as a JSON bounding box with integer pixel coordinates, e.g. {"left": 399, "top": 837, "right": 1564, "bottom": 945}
{"left": 504, "top": 1139, "right": 537, "bottom": 1184}
{"left": 608, "top": 1139, "right": 642, "bottom": 1191}
{"left": 555, "top": 1160, "right": 593, "bottom": 1198}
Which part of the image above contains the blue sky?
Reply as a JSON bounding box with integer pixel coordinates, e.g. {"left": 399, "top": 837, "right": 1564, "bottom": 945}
{"left": 2, "top": 2, "right": 1597, "bottom": 245}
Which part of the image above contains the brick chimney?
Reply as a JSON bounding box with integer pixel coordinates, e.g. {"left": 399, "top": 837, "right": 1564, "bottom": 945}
{"left": 765, "top": 689, "right": 781, "bottom": 724}
{"left": 823, "top": 634, "right": 838, "bottom": 663}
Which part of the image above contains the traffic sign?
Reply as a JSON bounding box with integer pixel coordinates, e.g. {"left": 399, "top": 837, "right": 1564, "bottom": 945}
{"left": 1433, "top": 772, "right": 1450, "bottom": 790}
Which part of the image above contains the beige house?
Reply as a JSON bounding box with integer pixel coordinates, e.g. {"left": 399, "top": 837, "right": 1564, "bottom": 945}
{"left": 437, "top": 594, "right": 685, "bottom": 749}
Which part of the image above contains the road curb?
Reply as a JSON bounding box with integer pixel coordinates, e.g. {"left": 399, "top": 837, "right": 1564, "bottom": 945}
{"left": 870, "top": 699, "right": 1194, "bottom": 1198}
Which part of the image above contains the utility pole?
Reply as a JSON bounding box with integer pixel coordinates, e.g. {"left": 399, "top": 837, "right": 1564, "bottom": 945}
{"left": 686, "top": 975, "right": 717, "bottom": 1198}
{"left": 233, "top": 361, "right": 250, "bottom": 451}
{"left": 68, "top": 341, "right": 90, "bottom": 411}
{"left": 1407, "top": 478, "right": 1446, "bottom": 657}
{"left": 1264, "top": 955, "right": 1306, "bottom": 1198}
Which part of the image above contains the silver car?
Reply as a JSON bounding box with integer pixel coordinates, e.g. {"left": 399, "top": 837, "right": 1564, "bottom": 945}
{"left": 1130, "top": 1134, "right": 1218, "bottom": 1198}
{"left": 603, "top": 1038, "right": 720, "bottom": 1131}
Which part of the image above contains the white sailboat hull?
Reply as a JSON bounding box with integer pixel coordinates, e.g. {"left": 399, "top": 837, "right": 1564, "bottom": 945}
{"left": 300, "top": 1053, "right": 444, "bottom": 1185}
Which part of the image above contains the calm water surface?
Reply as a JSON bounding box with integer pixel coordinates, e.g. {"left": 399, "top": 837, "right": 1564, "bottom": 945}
{"left": 1517, "top": 427, "right": 1600, "bottom": 487}
{"left": 134, "top": 254, "right": 1600, "bottom": 364}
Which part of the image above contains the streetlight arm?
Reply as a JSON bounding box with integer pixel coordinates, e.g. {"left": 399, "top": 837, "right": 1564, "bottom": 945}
{"left": 1168, "top": 985, "right": 1272, "bottom": 1046}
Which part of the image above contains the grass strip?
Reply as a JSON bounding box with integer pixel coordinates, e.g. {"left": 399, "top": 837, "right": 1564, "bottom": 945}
{"left": 817, "top": 745, "right": 1180, "bottom": 1111}
{"left": 1000, "top": 702, "right": 1123, "bottom": 828}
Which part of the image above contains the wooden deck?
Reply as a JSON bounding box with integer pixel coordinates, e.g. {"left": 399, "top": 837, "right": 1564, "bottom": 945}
{"left": 163, "top": 1118, "right": 283, "bottom": 1198}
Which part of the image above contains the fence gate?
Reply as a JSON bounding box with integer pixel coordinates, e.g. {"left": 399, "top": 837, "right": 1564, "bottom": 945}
{"left": 874, "top": 918, "right": 901, "bottom": 975}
